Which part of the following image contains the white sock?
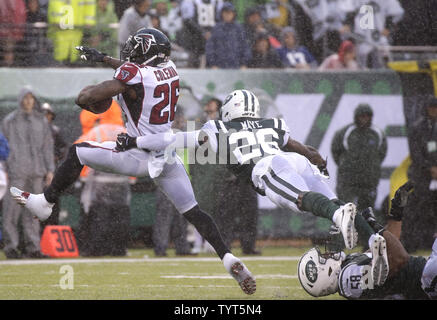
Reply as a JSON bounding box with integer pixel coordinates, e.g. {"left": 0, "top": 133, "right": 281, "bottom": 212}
{"left": 222, "top": 253, "right": 238, "bottom": 271}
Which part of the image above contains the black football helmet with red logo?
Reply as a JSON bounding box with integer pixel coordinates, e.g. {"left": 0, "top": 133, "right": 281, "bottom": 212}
{"left": 121, "top": 28, "right": 171, "bottom": 66}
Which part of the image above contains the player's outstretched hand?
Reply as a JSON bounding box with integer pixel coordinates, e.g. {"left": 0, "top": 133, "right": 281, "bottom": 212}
{"left": 115, "top": 133, "right": 137, "bottom": 152}
{"left": 306, "top": 145, "right": 329, "bottom": 177}
{"left": 75, "top": 46, "right": 106, "bottom": 62}
{"left": 392, "top": 180, "right": 414, "bottom": 208}
{"left": 388, "top": 180, "right": 414, "bottom": 221}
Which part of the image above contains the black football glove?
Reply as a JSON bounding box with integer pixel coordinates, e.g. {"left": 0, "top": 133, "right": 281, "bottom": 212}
{"left": 388, "top": 180, "right": 414, "bottom": 221}
{"left": 75, "top": 46, "right": 107, "bottom": 62}
{"left": 115, "top": 133, "right": 137, "bottom": 152}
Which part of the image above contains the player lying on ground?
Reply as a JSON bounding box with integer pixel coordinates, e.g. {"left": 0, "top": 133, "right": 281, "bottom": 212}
{"left": 114, "top": 89, "right": 365, "bottom": 250}
{"left": 9, "top": 28, "right": 256, "bottom": 295}
{"left": 298, "top": 181, "right": 437, "bottom": 300}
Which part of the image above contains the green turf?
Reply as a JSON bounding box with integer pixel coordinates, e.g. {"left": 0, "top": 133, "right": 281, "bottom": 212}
{"left": 0, "top": 246, "right": 430, "bottom": 300}
{"left": 0, "top": 246, "right": 336, "bottom": 300}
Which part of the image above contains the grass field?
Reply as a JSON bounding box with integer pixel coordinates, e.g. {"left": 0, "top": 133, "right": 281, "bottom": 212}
{"left": 0, "top": 245, "right": 430, "bottom": 301}
{"left": 0, "top": 245, "right": 334, "bottom": 300}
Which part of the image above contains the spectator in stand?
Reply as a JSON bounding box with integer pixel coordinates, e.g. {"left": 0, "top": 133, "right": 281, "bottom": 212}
{"left": 401, "top": 96, "right": 437, "bottom": 253}
{"left": 243, "top": 6, "right": 280, "bottom": 49}
{"left": 205, "top": 2, "right": 251, "bottom": 69}
{"left": 179, "top": 0, "right": 223, "bottom": 68}
{"left": 113, "top": 0, "right": 133, "bottom": 20}
{"left": 0, "top": 0, "right": 26, "bottom": 67}
{"left": 2, "top": 86, "right": 55, "bottom": 259}
{"left": 118, "top": 0, "right": 152, "bottom": 52}
{"left": 247, "top": 31, "right": 282, "bottom": 68}
{"left": 293, "top": 0, "right": 352, "bottom": 63}
{"left": 276, "top": 26, "right": 316, "bottom": 69}
{"left": 349, "top": 0, "right": 404, "bottom": 69}
{"left": 157, "top": 0, "right": 183, "bottom": 43}
{"left": 319, "top": 40, "right": 361, "bottom": 70}
{"left": 47, "top": 0, "right": 96, "bottom": 64}
{"left": 15, "top": 0, "right": 54, "bottom": 66}
{"left": 83, "top": 0, "right": 119, "bottom": 59}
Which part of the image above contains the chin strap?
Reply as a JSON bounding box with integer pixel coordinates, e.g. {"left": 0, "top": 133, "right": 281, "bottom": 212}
{"left": 143, "top": 55, "right": 157, "bottom": 66}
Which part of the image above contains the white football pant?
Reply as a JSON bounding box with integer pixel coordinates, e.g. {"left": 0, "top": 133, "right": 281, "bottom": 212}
{"left": 251, "top": 153, "right": 337, "bottom": 211}
{"left": 75, "top": 141, "right": 197, "bottom": 214}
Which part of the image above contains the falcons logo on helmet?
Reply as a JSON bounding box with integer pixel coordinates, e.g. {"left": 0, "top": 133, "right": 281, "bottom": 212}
{"left": 135, "top": 34, "right": 156, "bottom": 54}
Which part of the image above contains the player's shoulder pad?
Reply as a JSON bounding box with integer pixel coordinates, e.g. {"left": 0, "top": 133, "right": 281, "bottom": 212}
{"left": 114, "top": 62, "right": 142, "bottom": 85}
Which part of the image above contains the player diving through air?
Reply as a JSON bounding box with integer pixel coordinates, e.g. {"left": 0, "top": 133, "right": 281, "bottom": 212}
{"left": 113, "top": 89, "right": 374, "bottom": 251}
{"left": 298, "top": 181, "right": 437, "bottom": 300}
{"left": 10, "top": 28, "right": 256, "bottom": 295}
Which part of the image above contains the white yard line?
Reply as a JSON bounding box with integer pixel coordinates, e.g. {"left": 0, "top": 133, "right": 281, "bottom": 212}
{"left": 161, "top": 274, "right": 298, "bottom": 279}
{"left": 0, "top": 256, "right": 300, "bottom": 266}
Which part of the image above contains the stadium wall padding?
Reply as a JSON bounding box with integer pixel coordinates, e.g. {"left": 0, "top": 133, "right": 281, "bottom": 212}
{"left": 0, "top": 68, "right": 407, "bottom": 240}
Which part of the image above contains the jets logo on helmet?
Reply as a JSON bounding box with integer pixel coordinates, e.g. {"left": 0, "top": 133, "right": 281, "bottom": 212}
{"left": 305, "top": 260, "right": 318, "bottom": 283}
{"left": 220, "top": 89, "right": 260, "bottom": 122}
{"left": 298, "top": 247, "right": 344, "bottom": 297}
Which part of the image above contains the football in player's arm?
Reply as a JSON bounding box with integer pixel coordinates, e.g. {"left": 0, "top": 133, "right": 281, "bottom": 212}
{"left": 74, "top": 46, "right": 128, "bottom": 113}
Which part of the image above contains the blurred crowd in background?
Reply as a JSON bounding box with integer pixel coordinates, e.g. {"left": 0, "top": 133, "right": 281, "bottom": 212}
{"left": 0, "top": 0, "right": 436, "bottom": 69}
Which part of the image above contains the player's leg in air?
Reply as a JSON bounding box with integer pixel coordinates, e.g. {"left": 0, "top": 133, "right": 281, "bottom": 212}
{"left": 10, "top": 141, "right": 256, "bottom": 295}
{"left": 252, "top": 152, "right": 360, "bottom": 249}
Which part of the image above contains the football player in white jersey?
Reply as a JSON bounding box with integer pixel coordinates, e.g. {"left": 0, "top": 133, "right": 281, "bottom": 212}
{"left": 9, "top": 28, "right": 256, "bottom": 295}
{"left": 114, "top": 89, "right": 362, "bottom": 251}
{"left": 298, "top": 181, "right": 437, "bottom": 300}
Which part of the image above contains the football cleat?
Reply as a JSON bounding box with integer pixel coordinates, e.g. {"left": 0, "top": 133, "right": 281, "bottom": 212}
{"left": 230, "top": 261, "right": 256, "bottom": 295}
{"left": 224, "top": 255, "right": 256, "bottom": 295}
{"left": 370, "top": 234, "right": 389, "bottom": 287}
{"left": 10, "top": 187, "right": 54, "bottom": 221}
{"left": 333, "top": 203, "right": 358, "bottom": 250}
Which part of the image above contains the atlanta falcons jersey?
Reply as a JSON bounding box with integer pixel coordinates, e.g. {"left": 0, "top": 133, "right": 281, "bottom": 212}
{"left": 201, "top": 118, "right": 291, "bottom": 181}
{"left": 113, "top": 60, "right": 179, "bottom": 137}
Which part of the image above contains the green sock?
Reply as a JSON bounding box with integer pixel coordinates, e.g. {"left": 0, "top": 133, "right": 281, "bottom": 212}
{"left": 300, "top": 192, "right": 340, "bottom": 220}
{"left": 354, "top": 214, "right": 375, "bottom": 241}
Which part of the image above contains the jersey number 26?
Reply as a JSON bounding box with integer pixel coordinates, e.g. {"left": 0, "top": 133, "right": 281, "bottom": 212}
{"left": 150, "top": 80, "right": 179, "bottom": 125}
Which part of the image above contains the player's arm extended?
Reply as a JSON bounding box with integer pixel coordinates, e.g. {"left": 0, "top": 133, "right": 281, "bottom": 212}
{"left": 76, "top": 79, "right": 127, "bottom": 108}
{"left": 76, "top": 46, "right": 124, "bottom": 70}
{"left": 121, "top": 130, "right": 202, "bottom": 152}
{"left": 282, "top": 137, "right": 327, "bottom": 168}
{"left": 103, "top": 56, "right": 124, "bottom": 70}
